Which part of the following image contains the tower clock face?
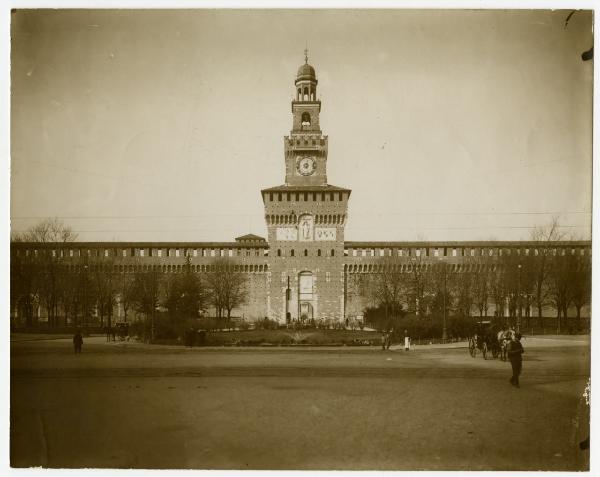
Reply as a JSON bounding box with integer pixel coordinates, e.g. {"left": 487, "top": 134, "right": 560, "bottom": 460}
{"left": 297, "top": 156, "right": 316, "bottom": 176}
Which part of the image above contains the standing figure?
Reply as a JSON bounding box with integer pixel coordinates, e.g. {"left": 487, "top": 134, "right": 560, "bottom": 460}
{"left": 301, "top": 219, "right": 311, "bottom": 239}
{"left": 404, "top": 329, "right": 410, "bottom": 351}
{"left": 73, "top": 330, "right": 83, "bottom": 354}
{"left": 507, "top": 332, "right": 524, "bottom": 387}
{"left": 381, "top": 331, "right": 387, "bottom": 350}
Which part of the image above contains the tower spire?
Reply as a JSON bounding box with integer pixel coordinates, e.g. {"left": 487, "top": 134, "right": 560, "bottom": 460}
{"left": 304, "top": 45, "right": 308, "bottom": 64}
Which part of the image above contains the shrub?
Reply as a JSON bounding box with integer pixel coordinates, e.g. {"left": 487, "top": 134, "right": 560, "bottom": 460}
{"left": 128, "top": 319, "right": 147, "bottom": 340}
{"left": 254, "top": 317, "right": 279, "bottom": 330}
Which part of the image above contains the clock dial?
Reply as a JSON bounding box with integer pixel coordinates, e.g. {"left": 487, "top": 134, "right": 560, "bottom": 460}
{"left": 297, "top": 156, "right": 316, "bottom": 176}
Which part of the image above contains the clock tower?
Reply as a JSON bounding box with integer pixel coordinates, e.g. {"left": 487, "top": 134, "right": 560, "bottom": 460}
{"left": 262, "top": 52, "right": 351, "bottom": 324}
{"left": 285, "top": 50, "right": 328, "bottom": 186}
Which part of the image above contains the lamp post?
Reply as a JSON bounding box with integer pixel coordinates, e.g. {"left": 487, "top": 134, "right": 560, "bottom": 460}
{"left": 285, "top": 276, "right": 291, "bottom": 324}
{"left": 82, "top": 263, "right": 88, "bottom": 328}
{"left": 517, "top": 263, "right": 522, "bottom": 333}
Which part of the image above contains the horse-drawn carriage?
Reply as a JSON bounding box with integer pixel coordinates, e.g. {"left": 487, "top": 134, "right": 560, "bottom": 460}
{"left": 468, "top": 321, "right": 508, "bottom": 360}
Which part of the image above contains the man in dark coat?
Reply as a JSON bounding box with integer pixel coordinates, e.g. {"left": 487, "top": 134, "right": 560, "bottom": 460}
{"left": 507, "top": 332, "right": 524, "bottom": 387}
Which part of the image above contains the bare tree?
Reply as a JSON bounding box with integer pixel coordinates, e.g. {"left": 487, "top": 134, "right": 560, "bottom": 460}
{"left": 452, "top": 262, "right": 475, "bottom": 318}
{"left": 362, "top": 258, "right": 408, "bottom": 330}
{"left": 500, "top": 253, "right": 522, "bottom": 323}
{"left": 119, "top": 273, "right": 136, "bottom": 323}
{"left": 59, "top": 260, "right": 95, "bottom": 328}
{"left": 547, "top": 251, "right": 572, "bottom": 333}
{"left": 93, "top": 261, "right": 118, "bottom": 329}
{"left": 10, "top": 253, "right": 38, "bottom": 327}
{"left": 11, "top": 218, "right": 78, "bottom": 328}
{"left": 204, "top": 257, "right": 248, "bottom": 325}
{"left": 13, "top": 217, "right": 78, "bottom": 243}
{"left": 407, "top": 253, "right": 430, "bottom": 316}
{"left": 129, "top": 268, "right": 163, "bottom": 341}
{"left": 163, "top": 256, "right": 206, "bottom": 322}
{"left": 35, "top": 256, "right": 63, "bottom": 327}
{"left": 471, "top": 256, "right": 492, "bottom": 318}
{"left": 57, "top": 270, "right": 80, "bottom": 327}
{"left": 490, "top": 265, "right": 507, "bottom": 321}
{"left": 569, "top": 251, "right": 591, "bottom": 324}
{"left": 427, "top": 261, "right": 454, "bottom": 322}
{"left": 529, "top": 219, "right": 564, "bottom": 327}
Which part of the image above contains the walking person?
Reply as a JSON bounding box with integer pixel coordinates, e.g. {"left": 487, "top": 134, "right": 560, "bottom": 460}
{"left": 73, "top": 329, "right": 83, "bottom": 354}
{"left": 404, "top": 329, "right": 410, "bottom": 351}
{"left": 507, "top": 332, "right": 524, "bottom": 387}
{"left": 381, "top": 331, "right": 387, "bottom": 351}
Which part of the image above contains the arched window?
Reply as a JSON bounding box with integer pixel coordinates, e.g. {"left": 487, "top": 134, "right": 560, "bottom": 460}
{"left": 331, "top": 249, "right": 335, "bottom": 257}
{"left": 304, "top": 249, "right": 308, "bottom": 257}
{"left": 301, "top": 112, "right": 311, "bottom": 126}
{"left": 317, "top": 249, "right": 321, "bottom": 257}
{"left": 291, "top": 249, "right": 295, "bottom": 257}
{"left": 303, "top": 87, "right": 309, "bottom": 101}
{"left": 277, "top": 249, "right": 281, "bottom": 257}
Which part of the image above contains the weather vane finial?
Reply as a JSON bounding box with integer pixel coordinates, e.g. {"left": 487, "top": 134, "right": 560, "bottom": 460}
{"left": 304, "top": 44, "right": 308, "bottom": 64}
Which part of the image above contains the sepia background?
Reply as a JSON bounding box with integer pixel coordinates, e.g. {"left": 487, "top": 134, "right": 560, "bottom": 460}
{"left": 6, "top": 6, "right": 595, "bottom": 473}
{"left": 10, "top": 9, "right": 593, "bottom": 243}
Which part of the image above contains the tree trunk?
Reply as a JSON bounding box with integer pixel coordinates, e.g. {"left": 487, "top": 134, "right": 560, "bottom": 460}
{"left": 24, "top": 302, "right": 31, "bottom": 327}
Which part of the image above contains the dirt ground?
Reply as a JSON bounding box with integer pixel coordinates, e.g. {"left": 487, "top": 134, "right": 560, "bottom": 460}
{"left": 10, "top": 335, "right": 590, "bottom": 470}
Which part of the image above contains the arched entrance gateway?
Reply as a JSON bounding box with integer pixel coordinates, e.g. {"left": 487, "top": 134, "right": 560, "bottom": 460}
{"left": 298, "top": 271, "right": 314, "bottom": 323}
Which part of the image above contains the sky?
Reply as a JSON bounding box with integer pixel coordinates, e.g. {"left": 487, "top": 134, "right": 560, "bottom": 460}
{"left": 9, "top": 9, "right": 594, "bottom": 243}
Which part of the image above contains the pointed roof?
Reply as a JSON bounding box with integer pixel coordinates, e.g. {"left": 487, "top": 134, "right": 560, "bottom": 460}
{"left": 235, "top": 234, "right": 266, "bottom": 243}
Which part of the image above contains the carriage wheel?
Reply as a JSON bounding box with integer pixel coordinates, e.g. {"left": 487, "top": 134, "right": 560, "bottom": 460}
{"left": 482, "top": 342, "right": 488, "bottom": 360}
{"left": 469, "top": 338, "right": 476, "bottom": 358}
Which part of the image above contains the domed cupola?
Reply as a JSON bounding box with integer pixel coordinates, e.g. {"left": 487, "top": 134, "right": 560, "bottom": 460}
{"left": 295, "top": 49, "right": 318, "bottom": 101}
{"left": 296, "top": 62, "right": 316, "bottom": 81}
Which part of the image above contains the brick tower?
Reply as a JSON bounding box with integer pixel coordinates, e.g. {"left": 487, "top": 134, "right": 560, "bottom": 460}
{"left": 262, "top": 51, "right": 351, "bottom": 324}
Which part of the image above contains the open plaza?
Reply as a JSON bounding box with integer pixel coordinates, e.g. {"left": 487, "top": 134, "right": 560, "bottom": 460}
{"left": 10, "top": 333, "right": 590, "bottom": 470}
